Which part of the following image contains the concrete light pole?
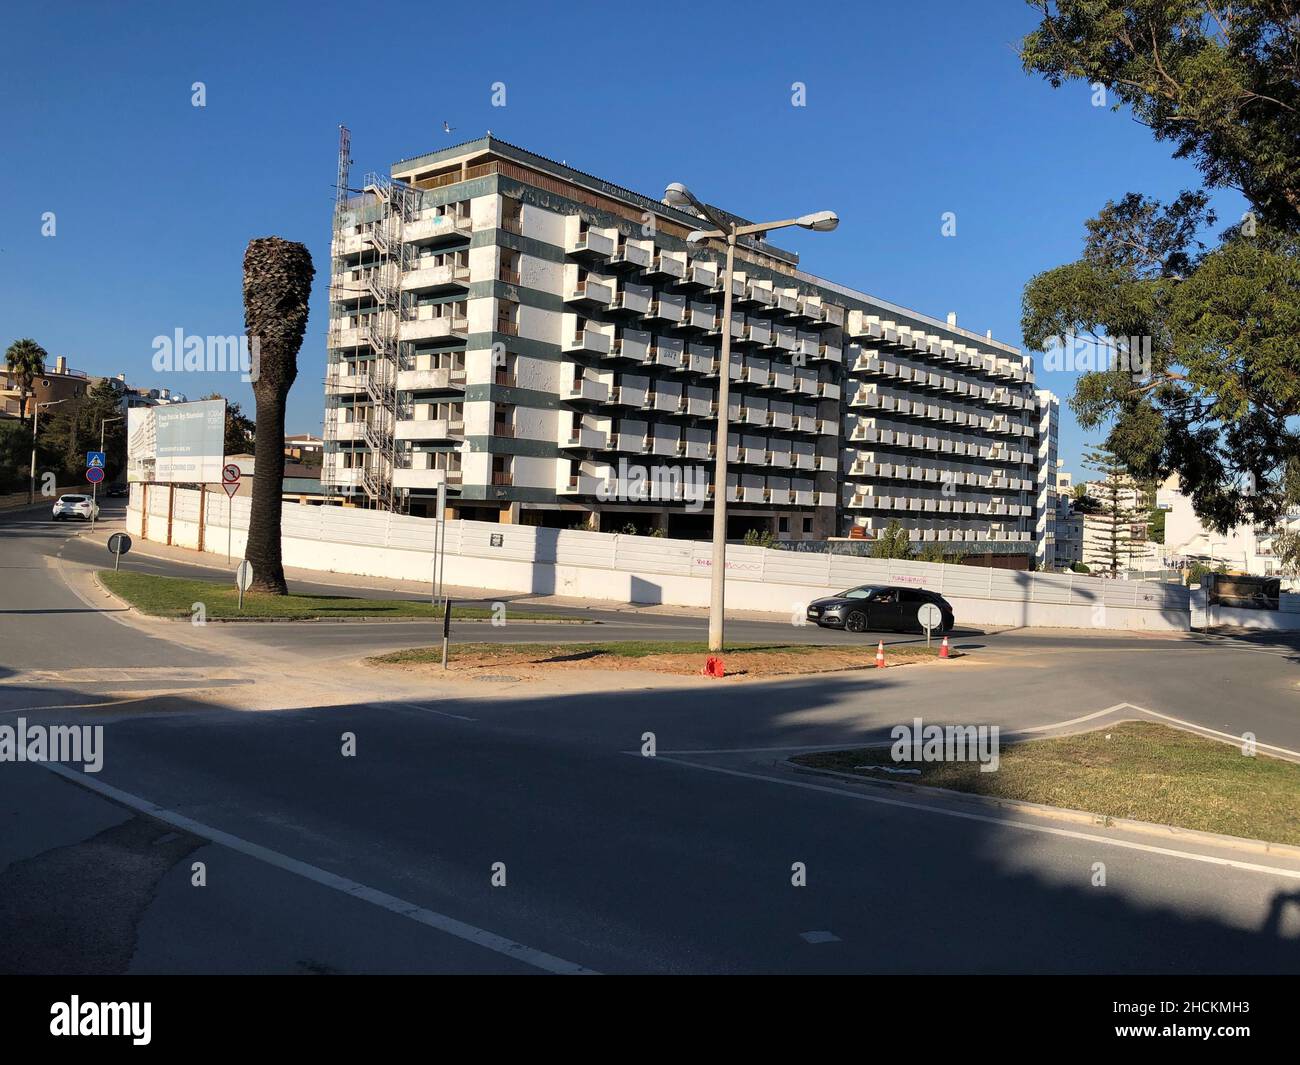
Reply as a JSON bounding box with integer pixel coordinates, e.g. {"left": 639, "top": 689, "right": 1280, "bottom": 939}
{"left": 29, "top": 399, "right": 68, "bottom": 504}
{"left": 661, "top": 182, "right": 837, "bottom": 652}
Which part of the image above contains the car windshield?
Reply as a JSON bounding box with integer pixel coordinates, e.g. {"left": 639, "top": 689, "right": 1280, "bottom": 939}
{"left": 837, "top": 586, "right": 875, "bottom": 599}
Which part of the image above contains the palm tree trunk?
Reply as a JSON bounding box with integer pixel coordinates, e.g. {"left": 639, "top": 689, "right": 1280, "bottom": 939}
{"left": 245, "top": 396, "right": 288, "bottom": 594}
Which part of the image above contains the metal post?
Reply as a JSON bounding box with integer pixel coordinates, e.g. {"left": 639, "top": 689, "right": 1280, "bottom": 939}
{"left": 226, "top": 493, "right": 233, "bottom": 564}
{"left": 708, "top": 230, "right": 737, "bottom": 653}
{"left": 441, "top": 598, "right": 451, "bottom": 669}
{"left": 434, "top": 481, "right": 447, "bottom": 605}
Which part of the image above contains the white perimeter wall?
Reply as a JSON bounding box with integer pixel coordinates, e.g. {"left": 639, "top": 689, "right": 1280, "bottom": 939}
{"left": 128, "top": 485, "right": 1203, "bottom": 631}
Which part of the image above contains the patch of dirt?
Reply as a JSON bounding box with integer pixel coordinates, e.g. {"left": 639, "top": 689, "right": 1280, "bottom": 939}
{"left": 379, "top": 646, "right": 950, "bottom": 679}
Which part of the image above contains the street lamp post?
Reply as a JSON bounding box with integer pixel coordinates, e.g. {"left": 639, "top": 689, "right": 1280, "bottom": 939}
{"left": 661, "top": 183, "right": 838, "bottom": 652}
{"left": 90, "top": 415, "right": 124, "bottom": 531}
{"left": 29, "top": 399, "right": 69, "bottom": 505}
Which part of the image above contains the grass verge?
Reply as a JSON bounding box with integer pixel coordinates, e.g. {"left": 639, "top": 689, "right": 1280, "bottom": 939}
{"left": 792, "top": 721, "right": 1300, "bottom": 846}
{"left": 370, "top": 641, "right": 952, "bottom": 677}
{"left": 98, "top": 571, "right": 580, "bottom": 622}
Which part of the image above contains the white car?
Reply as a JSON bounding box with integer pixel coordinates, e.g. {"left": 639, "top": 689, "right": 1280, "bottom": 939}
{"left": 52, "top": 494, "right": 100, "bottom": 521}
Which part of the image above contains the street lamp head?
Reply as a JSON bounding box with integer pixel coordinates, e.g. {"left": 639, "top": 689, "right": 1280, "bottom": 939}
{"left": 797, "top": 210, "right": 839, "bottom": 232}
{"left": 662, "top": 182, "right": 695, "bottom": 208}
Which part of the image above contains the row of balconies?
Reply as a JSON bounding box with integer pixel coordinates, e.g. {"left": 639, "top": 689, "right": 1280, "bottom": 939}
{"left": 845, "top": 310, "right": 1031, "bottom": 384}
{"left": 559, "top": 468, "right": 835, "bottom": 508}
{"left": 848, "top": 386, "right": 1035, "bottom": 437}
{"left": 564, "top": 303, "right": 842, "bottom": 363}
{"left": 565, "top": 226, "right": 844, "bottom": 326}
{"left": 848, "top": 521, "right": 1036, "bottom": 544}
{"left": 849, "top": 349, "right": 1032, "bottom": 408}
{"left": 566, "top": 329, "right": 839, "bottom": 392}
{"left": 327, "top": 366, "right": 467, "bottom": 394}
{"left": 844, "top": 493, "right": 1034, "bottom": 518}
{"left": 326, "top": 416, "right": 464, "bottom": 442}
{"left": 565, "top": 421, "right": 836, "bottom": 471}
{"left": 845, "top": 420, "right": 1032, "bottom": 465}
{"left": 845, "top": 458, "right": 1033, "bottom": 493}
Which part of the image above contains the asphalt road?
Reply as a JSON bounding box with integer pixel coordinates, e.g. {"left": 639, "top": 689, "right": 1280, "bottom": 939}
{"left": 3, "top": 503, "right": 1300, "bottom": 974}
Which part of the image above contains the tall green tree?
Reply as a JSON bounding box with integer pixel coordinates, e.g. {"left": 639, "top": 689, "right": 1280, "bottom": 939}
{"left": 241, "top": 237, "right": 314, "bottom": 596}
{"left": 871, "top": 520, "right": 913, "bottom": 560}
{"left": 1020, "top": 2, "right": 1300, "bottom": 533}
{"left": 4, "top": 338, "right": 47, "bottom": 423}
{"left": 1081, "top": 447, "right": 1147, "bottom": 575}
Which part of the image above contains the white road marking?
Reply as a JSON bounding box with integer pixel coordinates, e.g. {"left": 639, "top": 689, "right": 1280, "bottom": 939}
{"left": 41, "top": 762, "right": 596, "bottom": 974}
{"left": 395, "top": 701, "right": 477, "bottom": 722}
{"left": 642, "top": 755, "right": 1300, "bottom": 881}
{"left": 800, "top": 930, "right": 841, "bottom": 944}
{"left": 0, "top": 696, "right": 155, "bottom": 717}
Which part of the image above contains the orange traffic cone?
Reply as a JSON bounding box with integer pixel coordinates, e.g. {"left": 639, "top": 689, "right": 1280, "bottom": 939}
{"left": 703, "top": 655, "right": 725, "bottom": 678}
{"left": 939, "top": 635, "right": 950, "bottom": 659}
{"left": 875, "top": 640, "right": 886, "bottom": 668}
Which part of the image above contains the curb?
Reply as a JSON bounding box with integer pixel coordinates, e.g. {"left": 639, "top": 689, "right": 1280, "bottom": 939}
{"left": 779, "top": 758, "right": 1300, "bottom": 862}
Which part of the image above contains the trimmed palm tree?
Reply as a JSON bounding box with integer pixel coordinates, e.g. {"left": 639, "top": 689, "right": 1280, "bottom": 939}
{"left": 242, "top": 237, "right": 314, "bottom": 595}
{"left": 5, "top": 338, "right": 48, "bottom": 422}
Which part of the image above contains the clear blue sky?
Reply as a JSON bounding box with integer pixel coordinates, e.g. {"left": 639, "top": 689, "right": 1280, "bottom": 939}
{"left": 1, "top": 0, "right": 1245, "bottom": 476}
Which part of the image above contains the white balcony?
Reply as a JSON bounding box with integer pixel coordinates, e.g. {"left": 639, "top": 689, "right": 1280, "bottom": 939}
{"left": 611, "top": 283, "right": 653, "bottom": 317}
{"left": 565, "top": 275, "right": 614, "bottom": 308}
{"left": 646, "top": 294, "right": 686, "bottom": 324}
{"left": 396, "top": 368, "right": 466, "bottom": 391}
{"left": 395, "top": 418, "right": 463, "bottom": 440}
{"left": 611, "top": 330, "right": 651, "bottom": 363}
{"left": 651, "top": 339, "right": 685, "bottom": 369}
{"left": 564, "top": 328, "right": 613, "bottom": 355}
{"left": 611, "top": 237, "right": 653, "bottom": 268}
{"left": 645, "top": 249, "right": 687, "bottom": 280}
{"left": 566, "top": 225, "right": 616, "bottom": 260}
{"left": 326, "top": 371, "right": 366, "bottom": 394}
{"left": 404, "top": 214, "right": 473, "bottom": 245}
{"left": 567, "top": 377, "right": 610, "bottom": 403}
{"left": 560, "top": 474, "right": 609, "bottom": 495}
{"left": 745, "top": 319, "right": 772, "bottom": 346}
{"left": 565, "top": 426, "right": 608, "bottom": 450}
{"left": 400, "top": 316, "right": 467, "bottom": 342}
{"left": 684, "top": 261, "right": 718, "bottom": 288}
{"left": 402, "top": 262, "right": 470, "bottom": 292}
{"left": 328, "top": 421, "right": 366, "bottom": 441}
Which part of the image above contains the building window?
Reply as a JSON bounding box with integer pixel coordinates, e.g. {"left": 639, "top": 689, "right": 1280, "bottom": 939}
{"left": 803, "top": 518, "right": 812, "bottom": 533}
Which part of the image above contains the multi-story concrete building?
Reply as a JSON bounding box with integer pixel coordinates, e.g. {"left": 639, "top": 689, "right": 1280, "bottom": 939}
{"left": 322, "top": 136, "right": 1044, "bottom": 561}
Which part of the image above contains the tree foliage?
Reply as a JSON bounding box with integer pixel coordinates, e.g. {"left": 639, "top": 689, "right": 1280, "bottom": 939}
{"left": 1021, "top": 2, "right": 1300, "bottom": 533}
{"left": 4, "top": 338, "right": 47, "bottom": 422}
{"left": 871, "top": 520, "right": 913, "bottom": 559}
{"left": 1022, "top": 1, "right": 1300, "bottom": 229}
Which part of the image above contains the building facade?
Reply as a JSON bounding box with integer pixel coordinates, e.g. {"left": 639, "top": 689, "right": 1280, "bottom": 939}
{"left": 322, "top": 136, "right": 1045, "bottom": 560}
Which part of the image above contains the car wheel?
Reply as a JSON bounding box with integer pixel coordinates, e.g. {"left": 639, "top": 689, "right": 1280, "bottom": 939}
{"left": 845, "top": 610, "right": 868, "bottom": 633}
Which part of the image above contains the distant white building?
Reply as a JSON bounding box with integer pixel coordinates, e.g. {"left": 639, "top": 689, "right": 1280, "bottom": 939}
{"left": 1156, "top": 473, "right": 1297, "bottom": 577}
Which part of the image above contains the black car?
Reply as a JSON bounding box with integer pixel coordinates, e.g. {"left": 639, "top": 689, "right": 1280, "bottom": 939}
{"left": 806, "top": 585, "right": 955, "bottom": 634}
{"left": 105, "top": 483, "right": 129, "bottom": 497}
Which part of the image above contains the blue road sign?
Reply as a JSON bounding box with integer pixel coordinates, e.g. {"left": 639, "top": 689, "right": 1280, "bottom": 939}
{"left": 87, "top": 451, "right": 106, "bottom": 468}
{"left": 86, "top": 466, "right": 105, "bottom": 484}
